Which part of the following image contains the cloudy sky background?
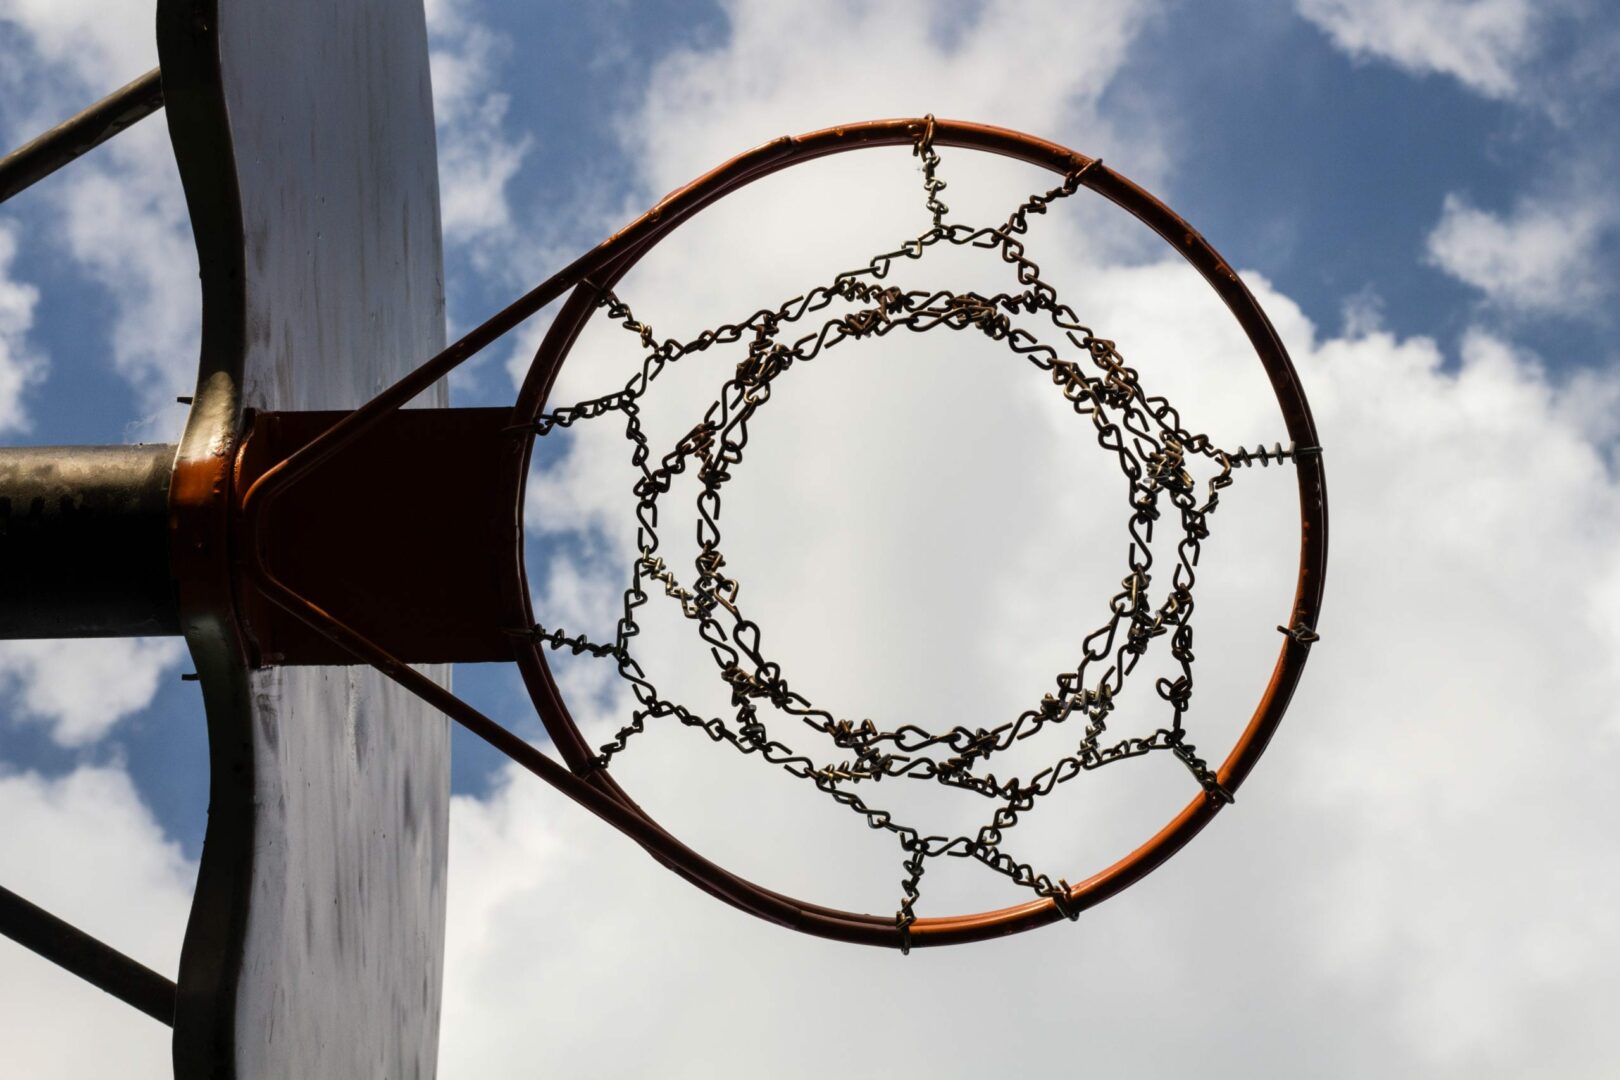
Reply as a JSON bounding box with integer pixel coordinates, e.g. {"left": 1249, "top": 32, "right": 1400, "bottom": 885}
{"left": 4, "top": 0, "right": 1620, "bottom": 1076}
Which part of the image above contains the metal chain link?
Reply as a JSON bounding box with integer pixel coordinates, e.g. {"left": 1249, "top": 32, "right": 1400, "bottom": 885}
{"left": 522, "top": 117, "right": 1301, "bottom": 940}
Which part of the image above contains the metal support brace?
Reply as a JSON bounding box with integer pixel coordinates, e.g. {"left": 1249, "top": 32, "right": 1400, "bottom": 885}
{"left": 0, "top": 883, "right": 176, "bottom": 1027}
{"left": 0, "top": 68, "right": 164, "bottom": 205}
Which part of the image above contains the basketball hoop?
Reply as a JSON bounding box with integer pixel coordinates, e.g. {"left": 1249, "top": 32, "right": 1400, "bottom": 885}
{"left": 217, "top": 117, "right": 1327, "bottom": 950}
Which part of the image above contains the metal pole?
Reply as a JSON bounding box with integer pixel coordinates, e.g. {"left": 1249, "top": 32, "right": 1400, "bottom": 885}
{"left": 0, "top": 883, "right": 176, "bottom": 1026}
{"left": 0, "top": 443, "right": 181, "bottom": 638}
{"left": 0, "top": 68, "right": 164, "bottom": 205}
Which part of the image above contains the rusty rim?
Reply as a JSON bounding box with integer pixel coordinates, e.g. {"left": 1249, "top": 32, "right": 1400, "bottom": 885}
{"left": 505, "top": 118, "right": 1328, "bottom": 947}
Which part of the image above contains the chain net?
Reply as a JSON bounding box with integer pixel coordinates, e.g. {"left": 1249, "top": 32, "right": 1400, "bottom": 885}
{"left": 521, "top": 118, "right": 1301, "bottom": 949}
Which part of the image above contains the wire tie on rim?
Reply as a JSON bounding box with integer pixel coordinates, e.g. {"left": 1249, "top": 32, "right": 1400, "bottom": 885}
{"left": 1050, "top": 879, "right": 1080, "bottom": 922}
{"left": 1068, "top": 157, "right": 1102, "bottom": 188}
{"left": 912, "top": 113, "right": 936, "bottom": 158}
{"left": 1277, "top": 620, "right": 1320, "bottom": 646}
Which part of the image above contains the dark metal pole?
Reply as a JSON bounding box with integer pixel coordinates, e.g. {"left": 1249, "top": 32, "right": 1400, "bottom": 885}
{"left": 0, "top": 883, "right": 176, "bottom": 1026}
{"left": 0, "top": 68, "right": 165, "bottom": 205}
{"left": 0, "top": 443, "right": 181, "bottom": 638}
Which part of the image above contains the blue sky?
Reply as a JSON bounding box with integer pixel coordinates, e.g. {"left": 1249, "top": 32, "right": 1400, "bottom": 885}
{"left": 4, "top": 0, "right": 1620, "bottom": 1076}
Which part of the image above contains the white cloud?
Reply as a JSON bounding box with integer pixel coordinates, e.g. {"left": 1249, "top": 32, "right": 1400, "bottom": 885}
{"left": 0, "top": 637, "right": 185, "bottom": 747}
{"left": 1297, "top": 1, "right": 1620, "bottom": 326}
{"left": 0, "top": 766, "right": 194, "bottom": 1080}
{"left": 0, "top": 1, "right": 154, "bottom": 99}
{"left": 1294, "top": 319, "right": 1620, "bottom": 1068}
{"left": 0, "top": 1, "right": 198, "bottom": 436}
{"left": 1296, "top": 0, "right": 1542, "bottom": 100}
{"left": 1425, "top": 191, "right": 1612, "bottom": 315}
{"left": 0, "top": 220, "right": 45, "bottom": 432}
{"left": 48, "top": 127, "right": 202, "bottom": 429}
{"left": 426, "top": 0, "right": 532, "bottom": 260}
{"left": 632, "top": 0, "right": 1167, "bottom": 200}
